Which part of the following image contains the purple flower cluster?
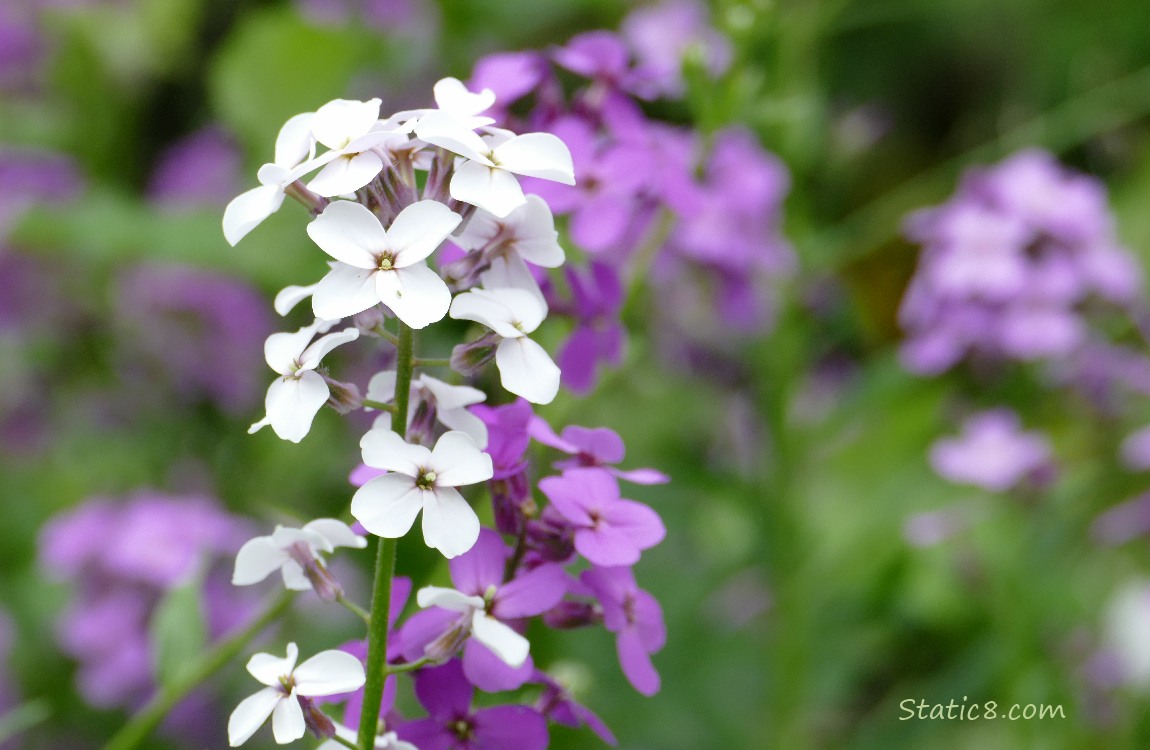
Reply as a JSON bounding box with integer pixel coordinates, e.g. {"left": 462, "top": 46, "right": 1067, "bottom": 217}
{"left": 899, "top": 149, "right": 1141, "bottom": 375}
{"left": 466, "top": 3, "right": 790, "bottom": 392}
{"left": 335, "top": 399, "right": 667, "bottom": 745}
{"left": 38, "top": 490, "right": 256, "bottom": 710}
{"left": 113, "top": 263, "right": 274, "bottom": 415}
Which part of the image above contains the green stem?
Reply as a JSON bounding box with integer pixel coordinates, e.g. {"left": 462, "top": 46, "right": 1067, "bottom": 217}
{"left": 103, "top": 591, "right": 295, "bottom": 750}
{"left": 356, "top": 323, "right": 415, "bottom": 750}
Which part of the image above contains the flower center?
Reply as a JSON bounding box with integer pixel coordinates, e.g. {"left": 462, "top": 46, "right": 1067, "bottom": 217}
{"left": 416, "top": 470, "right": 438, "bottom": 490}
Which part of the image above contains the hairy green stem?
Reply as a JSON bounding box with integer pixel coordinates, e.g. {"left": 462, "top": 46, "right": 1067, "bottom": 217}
{"left": 356, "top": 323, "right": 414, "bottom": 750}
{"left": 103, "top": 591, "right": 295, "bottom": 750}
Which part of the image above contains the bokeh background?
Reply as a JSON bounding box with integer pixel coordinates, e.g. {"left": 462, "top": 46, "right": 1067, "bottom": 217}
{"left": 5, "top": 0, "right": 1150, "bottom": 748}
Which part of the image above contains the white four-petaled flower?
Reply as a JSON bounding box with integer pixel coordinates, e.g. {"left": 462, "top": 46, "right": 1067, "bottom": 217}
{"left": 450, "top": 287, "right": 561, "bottom": 404}
{"left": 232, "top": 519, "right": 366, "bottom": 592}
{"left": 307, "top": 200, "right": 461, "bottom": 328}
{"left": 228, "top": 643, "right": 365, "bottom": 746}
{"left": 249, "top": 321, "right": 360, "bottom": 443}
{"left": 351, "top": 429, "right": 493, "bottom": 558}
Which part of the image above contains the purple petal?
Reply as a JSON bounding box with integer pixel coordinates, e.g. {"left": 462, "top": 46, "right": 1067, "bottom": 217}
{"left": 494, "top": 563, "right": 568, "bottom": 618}
{"left": 449, "top": 528, "right": 509, "bottom": 596}
{"left": 472, "top": 705, "right": 549, "bottom": 750}
{"left": 413, "top": 660, "right": 473, "bottom": 721}
{"left": 463, "top": 638, "right": 535, "bottom": 692}
{"left": 616, "top": 628, "right": 660, "bottom": 696}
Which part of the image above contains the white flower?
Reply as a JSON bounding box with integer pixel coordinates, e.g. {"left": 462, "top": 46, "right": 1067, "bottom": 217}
{"left": 351, "top": 429, "right": 493, "bottom": 558}
{"left": 454, "top": 194, "right": 565, "bottom": 301}
{"left": 249, "top": 321, "right": 360, "bottom": 443}
{"left": 366, "top": 371, "right": 488, "bottom": 448}
{"left": 305, "top": 98, "right": 398, "bottom": 198}
{"left": 417, "top": 585, "right": 530, "bottom": 667}
{"left": 450, "top": 287, "right": 560, "bottom": 404}
{"left": 307, "top": 200, "right": 461, "bottom": 328}
{"left": 232, "top": 519, "right": 366, "bottom": 593}
{"left": 318, "top": 723, "right": 417, "bottom": 750}
{"left": 223, "top": 112, "right": 317, "bottom": 246}
{"left": 228, "top": 643, "right": 365, "bottom": 746}
{"left": 415, "top": 113, "right": 574, "bottom": 218}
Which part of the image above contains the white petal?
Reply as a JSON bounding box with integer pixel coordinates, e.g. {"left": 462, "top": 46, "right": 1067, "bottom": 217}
{"left": 378, "top": 264, "right": 451, "bottom": 330}
{"left": 351, "top": 474, "right": 425, "bottom": 538}
{"left": 493, "top": 133, "right": 575, "bottom": 184}
{"left": 293, "top": 650, "right": 367, "bottom": 697}
{"left": 307, "top": 150, "right": 385, "bottom": 197}
{"left": 271, "top": 692, "right": 306, "bottom": 744}
{"left": 311, "top": 98, "right": 381, "bottom": 150}
{"left": 450, "top": 160, "right": 526, "bottom": 218}
{"left": 265, "top": 370, "right": 331, "bottom": 443}
{"left": 264, "top": 322, "right": 322, "bottom": 374}
{"left": 307, "top": 200, "right": 387, "bottom": 269}
{"left": 274, "top": 283, "right": 319, "bottom": 316}
{"left": 223, "top": 184, "right": 285, "bottom": 246}
{"left": 429, "top": 431, "right": 493, "bottom": 487}
{"left": 496, "top": 337, "right": 560, "bottom": 405}
{"left": 247, "top": 643, "right": 299, "bottom": 686}
{"left": 414, "top": 111, "right": 492, "bottom": 163}
{"left": 387, "top": 201, "right": 462, "bottom": 266}
{"left": 274, "top": 112, "right": 317, "bottom": 168}
{"left": 365, "top": 370, "right": 398, "bottom": 404}
{"left": 311, "top": 263, "right": 380, "bottom": 321}
{"left": 449, "top": 289, "right": 523, "bottom": 339}
{"left": 418, "top": 374, "right": 486, "bottom": 409}
{"left": 303, "top": 518, "right": 367, "bottom": 550}
{"left": 360, "top": 428, "right": 429, "bottom": 474}
{"left": 417, "top": 585, "right": 485, "bottom": 612}
{"left": 507, "top": 195, "right": 565, "bottom": 267}
{"left": 471, "top": 611, "right": 530, "bottom": 667}
{"left": 437, "top": 407, "right": 489, "bottom": 450}
{"left": 299, "top": 327, "right": 359, "bottom": 370}
{"left": 232, "top": 536, "right": 288, "bottom": 586}
{"left": 228, "top": 688, "right": 281, "bottom": 746}
{"left": 433, "top": 77, "right": 496, "bottom": 119}
{"left": 422, "top": 487, "right": 481, "bottom": 558}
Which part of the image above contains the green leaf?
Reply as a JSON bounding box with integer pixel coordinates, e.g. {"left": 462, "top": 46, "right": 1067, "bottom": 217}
{"left": 149, "top": 574, "right": 208, "bottom": 691}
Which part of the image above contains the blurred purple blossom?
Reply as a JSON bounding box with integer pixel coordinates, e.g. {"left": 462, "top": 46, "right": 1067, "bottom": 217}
{"left": 929, "top": 409, "right": 1053, "bottom": 492}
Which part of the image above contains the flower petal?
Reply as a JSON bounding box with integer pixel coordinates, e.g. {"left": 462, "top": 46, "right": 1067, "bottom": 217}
{"left": 228, "top": 687, "right": 281, "bottom": 747}
{"left": 352, "top": 474, "right": 425, "bottom": 538}
{"left": 378, "top": 264, "right": 451, "bottom": 330}
{"left": 307, "top": 200, "right": 387, "bottom": 269}
{"left": 232, "top": 536, "right": 288, "bottom": 586}
{"left": 450, "top": 160, "right": 526, "bottom": 218}
{"left": 494, "top": 133, "right": 575, "bottom": 184}
{"left": 307, "top": 150, "right": 385, "bottom": 197}
{"left": 293, "top": 649, "right": 367, "bottom": 697}
{"left": 311, "top": 263, "right": 380, "bottom": 321}
{"left": 271, "top": 692, "right": 306, "bottom": 744}
{"left": 496, "top": 337, "right": 560, "bottom": 405}
{"left": 360, "top": 428, "right": 429, "bottom": 475}
{"left": 429, "top": 431, "right": 493, "bottom": 487}
{"left": 387, "top": 201, "right": 462, "bottom": 266}
{"left": 421, "top": 487, "right": 480, "bottom": 558}
{"left": 223, "top": 184, "right": 285, "bottom": 246}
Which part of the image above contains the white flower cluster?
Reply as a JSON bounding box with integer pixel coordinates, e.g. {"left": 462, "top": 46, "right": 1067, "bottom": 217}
{"left": 222, "top": 79, "right": 576, "bottom": 746}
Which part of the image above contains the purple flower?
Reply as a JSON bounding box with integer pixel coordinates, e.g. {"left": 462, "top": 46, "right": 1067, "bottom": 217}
{"left": 533, "top": 671, "right": 616, "bottom": 745}
{"left": 148, "top": 126, "right": 242, "bottom": 210}
{"left": 528, "top": 417, "right": 668, "bottom": 484}
{"left": 397, "top": 660, "right": 549, "bottom": 750}
{"left": 399, "top": 530, "right": 566, "bottom": 691}
{"left": 537, "top": 468, "right": 664, "bottom": 566}
{"left": 929, "top": 409, "right": 1054, "bottom": 492}
{"left": 554, "top": 262, "right": 626, "bottom": 394}
{"left": 581, "top": 566, "right": 665, "bottom": 696}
